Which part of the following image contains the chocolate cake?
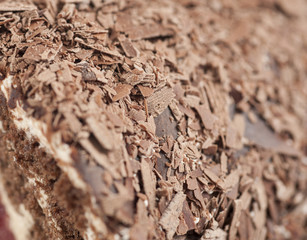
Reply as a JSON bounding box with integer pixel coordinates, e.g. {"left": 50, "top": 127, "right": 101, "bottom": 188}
{"left": 0, "top": 0, "right": 306, "bottom": 239}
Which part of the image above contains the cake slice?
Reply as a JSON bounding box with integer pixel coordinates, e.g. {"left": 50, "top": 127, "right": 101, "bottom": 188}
{"left": 0, "top": 0, "right": 307, "bottom": 240}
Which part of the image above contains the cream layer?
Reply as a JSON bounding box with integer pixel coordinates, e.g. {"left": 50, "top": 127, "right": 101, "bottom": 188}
{"left": 0, "top": 175, "right": 34, "bottom": 240}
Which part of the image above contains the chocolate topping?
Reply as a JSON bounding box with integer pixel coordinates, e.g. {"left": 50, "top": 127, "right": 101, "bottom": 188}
{"left": 0, "top": 0, "right": 306, "bottom": 239}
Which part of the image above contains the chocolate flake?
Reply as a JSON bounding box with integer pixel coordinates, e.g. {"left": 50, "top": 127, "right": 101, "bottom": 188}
{"left": 138, "top": 85, "right": 154, "bottom": 97}
{"left": 0, "top": 0, "right": 37, "bottom": 12}
{"left": 86, "top": 116, "right": 115, "bottom": 150}
{"left": 127, "top": 24, "right": 175, "bottom": 41}
{"left": 112, "top": 84, "right": 133, "bottom": 101}
{"left": 160, "top": 192, "right": 186, "bottom": 239}
{"left": 141, "top": 159, "right": 156, "bottom": 212}
{"left": 147, "top": 87, "right": 175, "bottom": 117}
{"left": 229, "top": 199, "right": 242, "bottom": 240}
{"left": 195, "top": 105, "right": 216, "bottom": 130}
{"left": 119, "top": 38, "right": 139, "bottom": 58}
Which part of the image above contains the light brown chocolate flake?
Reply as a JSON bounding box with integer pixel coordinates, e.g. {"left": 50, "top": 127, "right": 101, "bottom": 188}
{"left": 226, "top": 183, "right": 239, "bottom": 200}
{"left": 178, "top": 104, "right": 195, "bottom": 119}
{"left": 115, "top": 12, "right": 134, "bottom": 32}
{"left": 233, "top": 114, "right": 245, "bottom": 138}
{"left": 173, "top": 83, "right": 185, "bottom": 100}
{"left": 37, "top": 68, "right": 57, "bottom": 83}
{"left": 75, "top": 48, "right": 94, "bottom": 60}
{"left": 0, "top": 0, "right": 37, "bottom": 12}
{"left": 193, "top": 187, "right": 206, "bottom": 210}
{"left": 57, "top": 61, "right": 73, "bottom": 83}
{"left": 138, "top": 116, "right": 156, "bottom": 136}
{"left": 121, "top": 72, "right": 156, "bottom": 86}
{"left": 74, "top": 37, "right": 122, "bottom": 58}
{"left": 229, "top": 199, "right": 242, "bottom": 240}
{"left": 169, "top": 100, "right": 184, "bottom": 121}
{"left": 112, "top": 84, "right": 133, "bottom": 101}
{"left": 23, "top": 45, "right": 54, "bottom": 61}
{"left": 182, "top": 200, "right": 196, "bottom": 231}
{"left": 101, "top": 192, "right": 134, "bottom": 225}
{"left": 106, "top": 111, "right": 124, "bottom": 128}
{"left": 220, "top": 152, "right": 228, "bottom": 174}
{"left": 119, "top": 38, "right": 139, "bottom": 58}
{"left": 129, "top": 109, "right": 146, "bottom": 122}
{"left": 141, "top": 159, "right": 156, "bottom": 212}
{"left": 138, "top": 85, "right": 154, "bottom": 97}
{"left": 127, "top": 23, "right": 175, "bottom": 41}
{"left": 91, "top": 67, "right": 108, "bottom": 83}
{"left": 195, "top": 105, "right": 216, "bottom": 130}
{"left": 130, "top": 199, "right": 154, "bottom": 240}
{"left": 203, "top": 168, "right": 225, "bottom": 189}
{"left": 177, "top": 216, "right": 189, "bottom": 235}
{"left": 226, "top": 124, "right": 242, "bottom": 149}
{"left": 147, "top": 87, "right": 175, "bottom": 117}
{"left": 238, "top": 211, "right": 254, "bottom": 240}
{"left": 186, "top": 178, "right": 198, "bottom": 190}
{"left": 121, "top": 72, "right": 142, "bottom": 86}
{"left": 86, "top": 116, "right": 115, "bottom": 150}
{"left": 224, "top": 170, "right": 240, "bottom": 191}
{"left": 58, "top": 3, "right": 75, "bottom": 19}
{"left": 97, "top": 11, "right": 114, "bottom": 29}
{"left": 160, "top": 192, "right": 186, "bottom": 240}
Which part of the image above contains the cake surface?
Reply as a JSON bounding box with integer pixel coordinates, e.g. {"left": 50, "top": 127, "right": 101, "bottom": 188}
{"left": 0, "top": 0, "right": 306, "bottom": 240}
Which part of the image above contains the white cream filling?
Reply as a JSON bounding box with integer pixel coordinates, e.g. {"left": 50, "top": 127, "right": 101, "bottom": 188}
{"left": 84, "top": 227, "right": 96, "bottom": 240}
{"left": 0, "top": 176, "right": 34, "bottom": 240}
{"left": 0, "top": 76, "right": 106, "bottom": 240}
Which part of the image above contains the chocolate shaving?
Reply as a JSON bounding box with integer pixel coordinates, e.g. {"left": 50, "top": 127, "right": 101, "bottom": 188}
{"left": 229, "top": 199, "right": 242, "bottom": 240}
{"left": 86, "top": 116, "right": 115, "bottom": 150}
{"left": 74, "top": 37, "right": 122, "bottom": 58}
{"left": 119, "top": 37, "right": 138, "bottom": 58}
{"left": 121, "top": 72, "right": 156, "bottom": 86}
{"left": 0, "top": 0, "right": 37, "bottom": 12}
{"left": 182, "top": 200, "right": 196, "bottom": 231}
{"left": 204, "top": 168, "right": 225, "bottom": 190}
{"left": 147, "top": 87, "right": 175, "bottom": 117}
{"left": 160, "top": 192, "right": 186, "bottom": 239}
{"left": 112, "top": 84, "right": 133, "bottom": 101}
{"left": 138, "top": 85, "right": 154, "bottom": 97}
{"left": 141, "top": 159, "right": 156, "bottom": 212}
{"left": 195, "top": 105, "right": 216, "bottom": 130}
{"left": 127, "top": 24, "right": 175, "bottom": 41}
